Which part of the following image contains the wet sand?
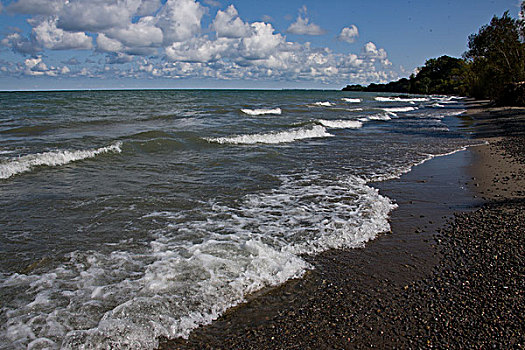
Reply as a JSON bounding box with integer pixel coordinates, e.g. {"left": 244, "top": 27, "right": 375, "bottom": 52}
{"left": 159, "top": 105, "right": 525, "bottom": 349}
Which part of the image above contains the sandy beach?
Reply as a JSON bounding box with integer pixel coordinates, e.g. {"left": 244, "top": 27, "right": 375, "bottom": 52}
{"left": 159, "top": 104, "right": 525, "bottom": 349}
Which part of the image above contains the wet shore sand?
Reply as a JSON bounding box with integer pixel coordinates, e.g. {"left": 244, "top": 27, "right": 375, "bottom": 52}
{"left": 159, "top": 104, "right": 525, "bottom": 349}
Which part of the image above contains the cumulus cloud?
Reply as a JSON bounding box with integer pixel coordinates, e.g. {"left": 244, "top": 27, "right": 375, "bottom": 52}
{"left": 6, "top": 0, "right": 64, "bottom": 16}
{"left": 363, "top": 41, "right": 387, "bottom": 60}
{"left": 57, "top": 0, "right": 136, "bottom": 32}
{"left": 156, "top": 0, "right": 205, "bottom": 45}
{"left": 211, "top": 5, "right": 251, "bottom": 38}
{"left": 96, "top": 33, "right": 124, "bottom": 53}
{"left": 1, "top": 32, "right": 40, "bottom": 55}
{"left": 0, "top": 0, "right": 398, "bottom": 85}
{"left": 33, "top": 18, "right": 93, "bottom": 50}
{"left": 338, "top": 25, "right": 359, "bottom": 43}
{"left": 23, "top": 56, "right": 71, "bottom": 76}
{"left": 105, "top": 16, "right": 163, "bottom": 49}
{"left": 287, "top": 6, "right": 326, "bottom": 35}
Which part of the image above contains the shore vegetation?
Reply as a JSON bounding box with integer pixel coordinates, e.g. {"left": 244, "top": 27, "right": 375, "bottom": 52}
{"left": 344, "top": 2, "right": 525, "bottom": 106}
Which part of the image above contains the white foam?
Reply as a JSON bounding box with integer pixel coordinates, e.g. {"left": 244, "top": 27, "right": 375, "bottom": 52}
{"left": 375, "top": 96, "right": 429, "bottom": 102}
{"left": 241, "top": 108, "right": 282, "bottom": 116}
{"left": 342, "top": 98, "right": 361, "bottom": 103}
{"left": 318, "top": 119, "right": 363, "bottom": 129}
{"left": 361, "top": 113, "right": 392, "bottom": 122}
{"left": 382, "top": 106, "right": 417, "bottom": 113}
{"left": 206, "top": 126, "right": 333, "bottom": 145}
{"left": 312, "top": 101, "right": 334, "bottom": 107}
{"left": 0, "top": 142, "right": 122, "bottom": 179}
{"left": 1, "top": 173, "right": 396, "bottom": 349}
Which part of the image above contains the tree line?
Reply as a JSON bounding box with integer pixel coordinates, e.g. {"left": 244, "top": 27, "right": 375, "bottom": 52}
{"left": 343, "top": 3, "right": 525, "bottom": 106}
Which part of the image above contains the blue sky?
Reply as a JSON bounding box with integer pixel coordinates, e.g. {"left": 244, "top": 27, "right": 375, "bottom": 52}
{"left": 0, "top": 0, "right": 521, "bottom": 90}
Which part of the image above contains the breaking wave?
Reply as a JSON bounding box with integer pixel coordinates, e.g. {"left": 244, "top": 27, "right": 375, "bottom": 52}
{"left": 342, "top": 98, "right": 361, "bottom": 103}
{"left": 241, "top": 108, "right": 282, "bottom": 116}
{"left": 312, "top": 101, "right": 334, "bottom": 107}
{"left": 317, "top": 119, "right": 363, "bottom": 129}
{"left": 375, "top": 97, "right": 429, "bottom": 102}
{"left": 382, "top": 106, "right": 417, "bottom": 113}
{"left": 0, "top": 142, "right": 122, "bottom": 179}
{"left": 206, "top": 125, "right": 333, "bottom": 145}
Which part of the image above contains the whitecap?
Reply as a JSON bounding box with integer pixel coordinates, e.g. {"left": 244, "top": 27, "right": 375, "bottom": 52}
{"left": 241, "top": 108, "right": 282, "bottom": 116}
{"left": 375, "top": 97, "right": 429, "bottom": 102}
{"left": 0, "top": 142, "right": 122, "bottom": 179}
{"left": 206, "top": 126, "right": 333, "bottom": 145}
{"left": 318, "top": 119, "right": 363, "bottom": 129}
{"left": 341, "top": 98, "right": 361, "bottom": 103}
{"left": 361, "top": 113, "right": 392, "bottom": 122}
{"left": 382, "top": 106, "right": 417, "bottom": 113}
{"left": 1, "top": 173, "right": 396, "bottom": 349}
{"left": 312, "top": 101, "right": 334, "bottom": 107}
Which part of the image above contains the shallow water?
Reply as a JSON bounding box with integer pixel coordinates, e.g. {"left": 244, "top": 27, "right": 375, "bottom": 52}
{"left": 0, "top": 90, "right": 476, "bottom": 349}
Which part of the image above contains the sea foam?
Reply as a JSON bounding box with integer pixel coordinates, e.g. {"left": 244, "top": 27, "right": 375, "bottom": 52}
{"left": 241, "top": 108, "right": 282, "bottom": 116}
{"left": 318, "top": 119, "right": 363, "bottom": 129}
{"left": 342, "top": 98, "right": 361, "bottom": 103}
{"left": 206, "top": 126, "right": 333, "bottom": 145}
{"left": 312, "top": 101, "right": 334, "bottom": 107}
{"left": 382, "top": 106, "right": 417, "bottom": 113}
{"left": 375, "top": 96, "right": 429, "bottom": 102}
{"left": 0, "top": 142, "right": 122, "bottom": 179}
{"left": 1, "top": 173, "right": 396, "bottom": 350}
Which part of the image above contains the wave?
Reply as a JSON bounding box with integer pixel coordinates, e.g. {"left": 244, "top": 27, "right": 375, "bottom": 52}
{"left": 375, "top": 96, "right": 429, "bottom": 102}
{"left": 2, "top": 173, "right": 395, "bottom": 349}
{"left": 0, "top": 142, "right": 122, "bottom": 179}
{"left": 359, "top": 113, "right": 392, "bottom": 122}
{"left": 317, "top": 119, "right": 363, "bottom": 129}
{"left": 341, "top": 98, "right": 361, "bottom": 103}
{"left": 241, "top": 108, "right": 282, "bottom": 116}
{"left": 382, "top": 106, "right": 417, "bottom": 113}
{"left": 206, "top": 126, "right": 333, "bottom": 145}
{"left": 312, "top": 101, "right": 334, "bottom": 107}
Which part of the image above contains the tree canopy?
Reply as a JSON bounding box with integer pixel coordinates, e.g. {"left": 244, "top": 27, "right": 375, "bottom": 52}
{"left": 343, "top": 3, "right": 525, "bottom": 106}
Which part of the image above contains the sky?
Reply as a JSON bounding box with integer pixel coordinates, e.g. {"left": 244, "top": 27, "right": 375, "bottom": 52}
{"left": 0, "top": 0, "right": 522, "bottom": 90}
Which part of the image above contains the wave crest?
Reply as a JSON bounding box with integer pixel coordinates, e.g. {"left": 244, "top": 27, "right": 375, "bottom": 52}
{"left": 0, "top": 142, "right": 122, "bottom": 179}
{"left": 206, "top": 126, "right": 333, "bottom": 145}
{"left": 342, "top": 98, "right": 361, "bottom": 103}
{"left": 375, "top": 97, "right": 429, "bottom": 102}
{"left": 318, "top": 119, "right": 363, "bottom": 129}
{"left": 241, "top": 108, "right": 282, "bottom": 116}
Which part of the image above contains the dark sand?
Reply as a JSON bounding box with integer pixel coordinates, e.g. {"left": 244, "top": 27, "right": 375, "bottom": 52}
{"left": 159, "top": 105, "right": 525, "bottom": 349}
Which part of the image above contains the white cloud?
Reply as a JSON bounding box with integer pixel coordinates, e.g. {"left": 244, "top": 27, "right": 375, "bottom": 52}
{"left": 57, "top": 0, "right": 138, "bottom": 32}
{"left": 287, "top": 6, "right": 326, "bottom": 35}
{"left": 166, "top": 36, "right": 232, "bottom": 62}
{"left": 156, "top": 0, "right": 205, "bottom": 45}
{"left": 338, "top": 25, "right": 358, "bottom": 43}
{"left": 1, "top": 32, "right": 40, "bottom": 55}
{"left": 211, "top": 5, "right": 251, "bottom": 38}
{"left": 105, "top": 16, "right": 163, "bottom": 48}
{"left": 1, "top": 0, "right": 398, "bottom": 85}
{"left": 96, "top": 34, "right": 124, "bottom": 53}
{"left": 240, "top": 22, "right": 284, "bottom": 60}
{"left": 136, "top": 0, "right": 161, "bottom": 16}
{"left": 7, "top": 0, "right": 64, "bottom": 16}
{"left": 363, "top": 41, "right": 387, "bottom": 60}
{"left": 33, "top": 18, "right": 93, "bottom": 50}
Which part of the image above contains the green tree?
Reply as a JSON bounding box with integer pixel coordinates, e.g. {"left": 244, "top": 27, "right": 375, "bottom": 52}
{"left": 464, "top": 11, "right": 525, "bottom": 101}
{"left": 409, "top": 55, "right": 467, "bottom": 95}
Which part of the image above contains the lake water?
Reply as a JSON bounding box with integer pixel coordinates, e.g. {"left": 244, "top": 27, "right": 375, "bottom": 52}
{"left": 0, "top": 90, "right": 475, "bottom": 349}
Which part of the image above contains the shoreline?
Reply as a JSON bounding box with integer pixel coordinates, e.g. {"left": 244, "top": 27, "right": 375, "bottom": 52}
{"left": 159, "top": 106, "right": 525, "bottom": 349}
